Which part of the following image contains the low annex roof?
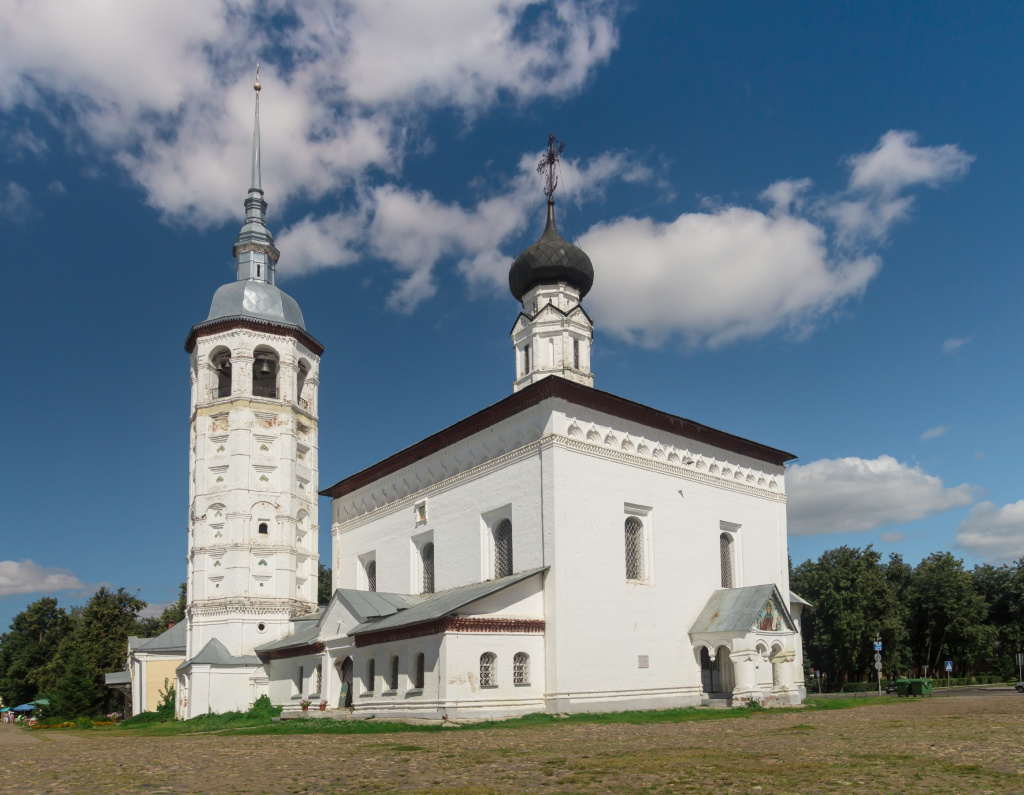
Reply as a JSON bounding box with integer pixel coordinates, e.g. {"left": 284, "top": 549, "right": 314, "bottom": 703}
{"left": 336, "top": 590, "right": 423, "bottom": 621}
{"left": 254, "top": 616, "right": 323, "bottom": 653}
{"left": 321, "top": 377, "right": 796, "bottom": 499}
{"left": 177, "top": 638, "right": 261, "bottom": 671}
{"left": 104, "top": 671, "right": 132, "bottom": 686}
{"left": 689, "top": 584, "right": 795, "bottom": 635}
{"left": 134, "top": 622, "right": 186, "bottom": 653}
{"left": 349, "top": 567, "right": 548, "bottom": 636}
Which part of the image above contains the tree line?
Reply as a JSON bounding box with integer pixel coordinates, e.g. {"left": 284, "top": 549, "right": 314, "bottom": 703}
{"left": 0, "top": 564, "right": 334, "bottom": 718}
{"left": 792, "top": 546, "right": 1024, "bottom": 690}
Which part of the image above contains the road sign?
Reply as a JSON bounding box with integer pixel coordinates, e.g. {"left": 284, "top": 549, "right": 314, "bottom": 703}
{"left": 945, "top": 660, "right": 953, "bottom": 673}
{"left": 874, "top": 652, "right": 882, "bottom": 662}
{"left": 874, "top": 640, "right": 883, "bottom": 651}
{"left": 875, "top": 661, "right": 883, "bottom": 671}
{"left": 1016, "top": 653, "right": 1024, "bottom": 667}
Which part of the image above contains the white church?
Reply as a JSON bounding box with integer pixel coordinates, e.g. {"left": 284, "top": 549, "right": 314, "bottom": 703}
{"left": 118, "top": 80, "right": 811, "bottom": 720}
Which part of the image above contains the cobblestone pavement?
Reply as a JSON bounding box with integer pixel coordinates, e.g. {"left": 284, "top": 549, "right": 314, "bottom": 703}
{"left": 2, "top": 696, "right": 1022, "bottom": 794}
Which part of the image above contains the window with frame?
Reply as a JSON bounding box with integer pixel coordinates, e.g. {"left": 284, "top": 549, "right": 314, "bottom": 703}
{"left": 366, "top": 659, "right": 376, "bottom": 693}
{"left": 625, "top": 516, "right": 645, "bottom": 581}
{"left": 523, "top": 344, "right": 531, "bottom": 375}
{"left": 314, "top": 664, "right": 322, "bottom": 695}
{"left": 421, "top": 542, "right": 435, "bottom": 594}
{"left": 295, "top": 665, "right": 304, "bottom": 696}
{"left": 413, "top": 653, "right": 425, "bottom": 690}
{"left": 493, "top": 519, "right": 513, "bottom": 578}
{"left": 365, "top": 559, "right": 377, "bottom": 592}
{"left": 513, "top": 652, "right": 530, "bottom": 685}
{"left": 573, "top": 338, "right": 580, "bottom": 370}
{"left": 479, "top": 652, "right": 497, "bottom": 687}
{"left": 720, "top": 533, "right": 734, "bottom": 589}
{"left": 388, "top": 656, "right": 399, "bottom": 691}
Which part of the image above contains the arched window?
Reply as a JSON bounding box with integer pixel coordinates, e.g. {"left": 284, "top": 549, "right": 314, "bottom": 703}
{"left": 479, "top": 652, "right": 497, "bottom": 687}
{"left": 296, "top": 665, "right": 304, "bottom": 696}
{"left": 523, "top": 344, "right": 531, "bottom": 375}
{"left": 258, "top": 522, "right": 268, "bottom": 535}
{"left": 513, "top": 652, "right": 530, "bottom": 685}
{"left": 389, "top": 656, "right": 399, "bottom": 691}
{"left": 494, "top": 519, "right": 512, "bottom": 578}
{"left": 421, "top": 542, "right": 435, "bottom": 594}
{"left": 720, "top": 533, "right": 734, "bottom": 589}
{"left": 365, "top": 560, "right": 376, "bottom": 592}
{"left": 314, "top": 664, "right": 322, "bottom": 695}
{"left": 252, "top": 345, "right": 279, "bottom": 399}
{"left": 625, "top": 516, "right": 644, "bottom": 581}
{"left": 296, "top": 360, "right": 310, "bottom": 409}
{"left": 573, "top": 338, "right": 580, "bottom": 370}
{"left": 366, "top": 659, "right": 376, "bottom": 693}
{"left": 209, "top": 347, "right": 232, "bottom": 399}
{"left": 413, "top": 653, "right": 425, "bottom": 690}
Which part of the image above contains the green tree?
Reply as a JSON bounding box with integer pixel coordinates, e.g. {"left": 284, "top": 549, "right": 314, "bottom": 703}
{"left": 50, "top": 645, "right": 102, "bottom": 718}
{"left": 0, "top": 597, "right": 73, "bottom": 708}
{"left": 910, "top": 552, "right": 993, "bottom": 675}
{"left": 791, "top": 545, "right": 893, "bottom": 689}
{"left": 318, "top": 563, "right": 333, "bottom": 605}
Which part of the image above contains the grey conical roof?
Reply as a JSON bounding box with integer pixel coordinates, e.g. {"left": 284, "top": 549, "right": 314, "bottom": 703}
{"left": 509, "top": 199, "right": 593, "bottom": 302}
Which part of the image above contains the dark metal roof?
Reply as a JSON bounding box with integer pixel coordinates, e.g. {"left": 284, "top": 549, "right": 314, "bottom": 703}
{"left": 322, "top": 377, "right": 796, "bottom": 499}
{"left": 509, "top": 200, "right": 593, "bottom": 301}
{"left": 104, "top": 671, "right": 132, "bottom": 685}
{"left": 350, "top": 568, "right": 547, "bottom": 636}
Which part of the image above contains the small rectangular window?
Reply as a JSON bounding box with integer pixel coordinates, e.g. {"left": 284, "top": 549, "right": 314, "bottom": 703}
{"left": 524, "top": 344, "right": 531, "bottom": 374}
{"left": 573, "top": 339, "right": 580, "bottom": 370}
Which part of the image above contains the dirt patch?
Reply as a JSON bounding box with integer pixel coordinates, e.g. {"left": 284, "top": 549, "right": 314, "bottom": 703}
{"left": 2, "top": 696, "right": 1022, "bottom": 793}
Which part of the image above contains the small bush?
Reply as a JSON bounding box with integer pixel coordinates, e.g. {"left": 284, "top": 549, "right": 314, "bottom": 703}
{"left": 74, "top": 716, "right": 94, "bottom": 730}
{"left": 247, "top": 694, "right": 281, "bottom": 719}
{"left": 155, "top": 679, "right": 176, "bottom": 720}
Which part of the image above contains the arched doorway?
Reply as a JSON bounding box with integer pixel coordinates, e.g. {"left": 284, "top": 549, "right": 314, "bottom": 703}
{"left": 700, "top": 646, "right": 734, "bottom": 697}
{"left": 337, "top": 657, "right": 353, "bottom": 708}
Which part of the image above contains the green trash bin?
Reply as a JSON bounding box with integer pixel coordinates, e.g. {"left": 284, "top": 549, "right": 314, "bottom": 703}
{"left": 912, "top": 679, "right": 933, "bottom": 696}
{"left": 895, "top": 679, "right": 911, "bottom": 697}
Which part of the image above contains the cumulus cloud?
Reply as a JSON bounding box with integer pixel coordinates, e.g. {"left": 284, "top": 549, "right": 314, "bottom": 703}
{"left": 880, "top": 531, "right": 907, "bottom": 544}
{"left": 0, "top": 4, "right": 972, "bottom": 348}
{"left": 787, "top": 455, "right": 974, "bottom": 536}
{"left": 920, "top": 425, "right": 949, "bottom": 441}
{"left": 0, "top": 0, "right": 619, "bottom": 225}
{"left": 955, "top": 500, "right": 1024, "bottom": 564}
{"left": 943, "top": 337, "right": 970, "bottom": 354}
{"left": 0, "top": 559, "right": 86, "bottom": 598}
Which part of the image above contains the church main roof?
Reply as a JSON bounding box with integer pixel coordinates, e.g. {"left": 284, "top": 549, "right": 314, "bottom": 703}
{"left": 509, "top": 199, "right": 594, "bottom": 301}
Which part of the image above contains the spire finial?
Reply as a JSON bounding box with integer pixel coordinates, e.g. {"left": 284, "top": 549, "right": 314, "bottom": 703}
{"left": 537, "top": 133, "right": 565, "bottom": 200}
{"left": 250, "top": 64, "right": 262, "bottom": 192}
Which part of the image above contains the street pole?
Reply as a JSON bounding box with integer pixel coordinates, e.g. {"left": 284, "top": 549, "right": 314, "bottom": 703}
{"left": 874, "top": 636, "right": 883, "bottom": 697}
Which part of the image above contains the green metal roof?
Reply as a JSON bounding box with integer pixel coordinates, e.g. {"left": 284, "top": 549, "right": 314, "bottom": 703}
{"left": 689, "top": 584, "right": 795, "bottom": 634}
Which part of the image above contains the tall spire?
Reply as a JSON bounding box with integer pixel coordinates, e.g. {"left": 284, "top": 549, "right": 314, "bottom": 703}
{"left": 232, "top": 65, "right": 279, "bottom": 284}
{"left": 250, "top": 64, "right": 262, "bottom": 192}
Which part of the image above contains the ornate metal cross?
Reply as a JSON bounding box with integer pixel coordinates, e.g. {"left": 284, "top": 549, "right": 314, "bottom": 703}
{"left": 537, "top": 133, "right": 565, "bottom": 199}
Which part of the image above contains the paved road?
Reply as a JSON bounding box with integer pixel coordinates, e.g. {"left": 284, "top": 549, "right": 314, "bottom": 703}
{"left": 814, "top": 685, "right": 1019, "bottom": 699}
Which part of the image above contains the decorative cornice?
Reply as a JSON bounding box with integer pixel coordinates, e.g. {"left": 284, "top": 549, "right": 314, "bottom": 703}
{"left": 355, "top": 617, "right": 546, "bottom": 648}
{"left": 185, "top": 316, "right": 325, "bottom": 356}
{"left": 322, "top": 377, "right": 794, "bottom": 499}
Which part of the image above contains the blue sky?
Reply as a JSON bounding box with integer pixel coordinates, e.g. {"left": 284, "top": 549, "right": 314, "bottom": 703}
{"left": 2, "top": 1, "right": 1022, "bottom": 627}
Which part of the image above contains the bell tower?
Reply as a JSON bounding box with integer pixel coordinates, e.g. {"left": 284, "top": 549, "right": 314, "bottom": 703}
{"left": 179, "top": 72, "right": 325, "bottom": 716}
{"left": 509, "top": 136, "right": 595, "bottom": 392}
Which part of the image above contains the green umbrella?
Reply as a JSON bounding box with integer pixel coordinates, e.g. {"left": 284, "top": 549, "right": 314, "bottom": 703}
{"left": 31, "top": 698, "right": 50, "bottom": 706}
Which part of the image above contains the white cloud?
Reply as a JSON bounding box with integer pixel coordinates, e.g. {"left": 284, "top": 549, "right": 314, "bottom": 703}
{"left": 956, "top": 500, "right": 1024, "bottom": 564}
{"left": 0, "top": 559, "right": 85, "bottom": 598}
{"left": 0, "top": 181, "right": 32, "bottom": 221}
{"left": 880, "top": 531, "right": 906, "bottom": 544}
{"left": 920, "top": 425, "right": 949, "bottom": 441}
{"left": 787, "top": 455, "right": 974, "bottom": 536}
{"left": 0, "top": 6, "right": 973, "bottom": 349}
{"left": 943, "top": 337, "right": 970, "bottom": 354}
{"left": 825, "top": 131, "right": 973, "bottom": 246}
{"left": 0, "top": 0, "right": 619, "bottom": 225}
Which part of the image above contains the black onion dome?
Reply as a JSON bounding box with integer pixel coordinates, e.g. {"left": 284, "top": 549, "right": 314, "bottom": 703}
{"left": 509, "top": 200, "right": 594, "bottom": 302}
